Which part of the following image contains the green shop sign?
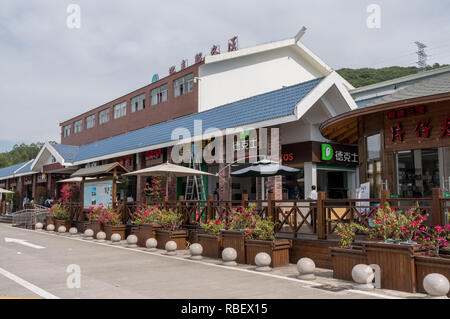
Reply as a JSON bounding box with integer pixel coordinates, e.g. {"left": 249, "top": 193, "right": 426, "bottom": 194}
{"left": 445, "top": 193, "right": 450, "bottom": 199}
{"left": 321, "top": 144, "right": 333, "bottom": 161}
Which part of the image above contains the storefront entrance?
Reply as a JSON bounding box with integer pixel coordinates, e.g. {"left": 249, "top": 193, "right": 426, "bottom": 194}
{"left": 317, "top": 169, "right": 354, "bottom": 199}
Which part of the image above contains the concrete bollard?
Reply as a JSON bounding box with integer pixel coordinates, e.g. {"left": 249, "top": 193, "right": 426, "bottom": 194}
{"left": 221, "top": 247, "right": 237, "bottom": 266}
{"left": 126, "top": 235, "right": 138, "bottom": 248}
{"left": 57, "top": 226, "right": 67, "bottom": 234}
{"left": 35, "top": 223, "right": 44, "bottom": 231}
{"left": 83, "top": 229, "right": 94, "bottom": 240}
{"left": 96, "top": 231, "right": 106, "bottom": 242}
{"left": 146, "top": 238, "right": 158, "bottom": 251}
{"left": 255, "top": 252, "right": 272, "bottom": 272}
{"left": 111, "top": 233, "right": 122, "bottom": 245}
{"left": 164, "top": 241, "right": 177, "bottom": 256}
{"left": 46, "top": 224, "right": 55, "bottom": 232}
{"left": 423, "top": 273, "right": 449, "bottom": 299}
{"left": 69, "top": 227, "right": 78, "bottom": 236}
{"left": 189, "top": 243, "right": 203, "bottom": 260}
{"left": 297, "top": 258, "right": 316, "bottom": 280}
{"left": 352, "top": 264, "right": 375, "bottom": 290}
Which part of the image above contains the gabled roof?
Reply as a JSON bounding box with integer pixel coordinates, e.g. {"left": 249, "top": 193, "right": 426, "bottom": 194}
{"left": 0, "top": 160, "right": 35, "bottom": 180}
{"left": 71, "top": 162, "right": 129, "bottom": 177}
{"left": 361, "top": 72, "right": 450, "bottom": 108}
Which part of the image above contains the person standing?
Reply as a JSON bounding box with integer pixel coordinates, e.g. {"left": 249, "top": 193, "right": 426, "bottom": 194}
{"left": 308, "top": 185, "right": 318, "bottom": 200}
{"left": 23, "top": 196, "right": 28, "bottom": 210}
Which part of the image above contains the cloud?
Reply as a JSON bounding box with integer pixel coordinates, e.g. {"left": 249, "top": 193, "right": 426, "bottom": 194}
{"left": 0, "top": 0, "right": 449, "bottom": 144}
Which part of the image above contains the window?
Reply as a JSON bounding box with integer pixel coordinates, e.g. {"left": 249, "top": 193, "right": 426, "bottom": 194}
{"left": 86, "top": 114, "right": 96, "bottom": 129}
{"left": 99, "top": 109, "right": 110, "bottom": 125}
{"left": 366, "top": 134, "right": 381, "bottom": 198}
{"left": 150, "top": 84, "right": 168, "bottom": 105}
{"left": 64, "top": 125, "right": 71, "bottom": 137}
{"left": 74, "top": 120, "right": 83, "bottom": 134}
{"left": 114, "top": 101, "right": 127, "bottom": 119}
{"left": 174, "top": 73, "right": 194, "bottom": 97}
{"left": 131, "top": 93, "right": 146, "bottom": 113}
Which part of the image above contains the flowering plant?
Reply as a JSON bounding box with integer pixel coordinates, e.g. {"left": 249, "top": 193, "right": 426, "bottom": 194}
{"left": 95, "top": 206, "right": 121, "bottom": 226}
{"left": 58, "top": 183, "right": 79, "bottom": 203}
{"left": 246, "top": 218, "right": 275, "bottom": 241}
{"left": 48, "top": 203, "right": 69, "bottom": 220}
{"left": 228, "top": 205, "right": 258, "bottom": 231}
{"left": 131, "top": 205, "right": 162, "bottom": 225}
{"left": 87, "top": 205, "right": 102, "bottom": 222}
{"left": 160, "top": 208, "right": 183, "bottom": 230}
{"left": 144, "top": 177, "right": 166, "bottom": 202}
{"left": 200, "top": 217, "right": 226, "bottom": 235}
{"left": 418, "top": 224, "right": 450, "bottom": 256}
{"left": 335, "top": 223, "right": 358, "bottom": 248}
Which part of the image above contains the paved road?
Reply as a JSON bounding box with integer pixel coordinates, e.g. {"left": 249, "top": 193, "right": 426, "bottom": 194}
{"left": 0, "top": 223, "right": 381, "bottom": 299}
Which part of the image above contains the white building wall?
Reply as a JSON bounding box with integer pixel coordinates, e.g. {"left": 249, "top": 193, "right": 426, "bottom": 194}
{"left": 198, "top": 46, "right": 325, "bottom": 112}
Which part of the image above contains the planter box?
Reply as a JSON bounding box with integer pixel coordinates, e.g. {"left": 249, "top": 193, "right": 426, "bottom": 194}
{"left": 86, "top": 221, "right": 103, "bottom": 236}
{"left": 198, "top": 233, "right": 222, "bottom": 258}
{"left": 415, "top": 255, "right": 450, "bottom": 296}
{"left": 363, "top": 242, "right": 426, "bottom": 293}
{"left": 54, "top": 219, "right": 72, "bottom": 230}
{"left": 221, "top": 230, "right": 247, "bottom": 264}
{"left": 155, "top": 229, "right": 188, "bottom": 250}
{"left": 245, "top": 239, "right": 291, "bottom": 268}
{"left": 138, "top": 223, "right": 162, "bottom": 247}
{"left": 75, "top": 221, "right": 89, "bottom": 233}
{"left": 330, "top": 246, "right": 368, "bottom": 281}
{"left": 103, "top": 225, "right": 127, "bottom": 240}
{"left": 46, "top": 216, "right": 55, "bottom": 226}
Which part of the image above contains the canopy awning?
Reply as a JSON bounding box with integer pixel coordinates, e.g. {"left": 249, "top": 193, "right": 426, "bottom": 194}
{"left": 124, "top": 162, "right": 214, "bottom": 178}
{"left": 57, "top": 177, "right": 96, "bottom": 183}
{"left": 71, "top": 162, "right": 129, "bottom": 178}
{"left": 0, "top": 188, "right": 13, "bottom": 194}
{"left": 230, "top": 160, "right": 300, "bottom": 177}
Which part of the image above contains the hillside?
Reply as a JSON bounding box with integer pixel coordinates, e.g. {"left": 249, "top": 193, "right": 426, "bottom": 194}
{"left": 0, "top": 142, "right": 54, "bottom": 169}
{"left": 337, "top": 64, "right": 449, "bottom": 88}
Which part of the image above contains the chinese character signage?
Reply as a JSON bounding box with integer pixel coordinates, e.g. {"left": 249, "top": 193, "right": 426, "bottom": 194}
{"left": 145, "top": 149, "right": 162, "bottom": 161}
{"left": 321, "top": 143, "right": 358, "bottom": 164}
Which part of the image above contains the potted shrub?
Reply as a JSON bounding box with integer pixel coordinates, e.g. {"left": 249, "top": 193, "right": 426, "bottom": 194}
{"left": 244, "top": 217, "right": 291, "bottom": 268}
{"left": 99, "top": 207, "right": 126, "bottom": 240}
{"left": 221, "top": 205, "right": 258, "bottom": 264}
{"left": 155, "top": 208, "right": 187, "bottom": 249}
{"left": 132, "top": 204, "right": 163, "bottom": 247}
{"left": 198, "top": 217, "right": 226, "bottom": 258}
{"left": 51, "top": 203, "right": 72, "bottom": 230}
{"left": 86, "top": 206, "right": 103, "bottom": 236}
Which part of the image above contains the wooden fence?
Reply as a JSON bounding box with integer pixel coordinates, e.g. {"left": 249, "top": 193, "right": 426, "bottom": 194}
{"left": 62, "top": 188, "right": 450, "bottom": 241}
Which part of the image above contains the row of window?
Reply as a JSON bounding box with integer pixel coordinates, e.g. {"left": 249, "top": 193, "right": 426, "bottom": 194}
{"left": 63, "top": 73, "right": 194, "bottom": 137}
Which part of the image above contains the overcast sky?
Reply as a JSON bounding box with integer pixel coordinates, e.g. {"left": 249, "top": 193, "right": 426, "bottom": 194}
{"left": 0, "top": 0, "right": 449, "bottom": 151}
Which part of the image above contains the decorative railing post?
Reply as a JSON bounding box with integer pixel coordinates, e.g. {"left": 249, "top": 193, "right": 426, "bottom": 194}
{"left": 163, "top": 196, "right": 168, "bottom": 210}
{"left": 381, "top": 189, "right": 390, "bottom": 206}
{"left": 178, "top": 195, "right": 187, "bottom": 224}
{"left": 207, "top": 194, "right": 213, "bottom": 221}
{"left": 431, "top": 188, "right": 443, "bottom": 227}
{"left": 317, "top": 192, "right": 326, "bottom": 240}
{"left": 242, "top": 193, "right": 248, "bottom": 209}
{"left": 267, "top": 193, "right": 275, "bottom": 222}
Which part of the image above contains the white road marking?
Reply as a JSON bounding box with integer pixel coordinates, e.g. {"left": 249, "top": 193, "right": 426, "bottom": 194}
{"left": 4, "top": 237, "right": 45, "bottom": 249}
{"left": 12, "top": 226, "right": 408, "bottom": 299}
{"left": 0, "top": 267, "right": 59, "bottom": 299}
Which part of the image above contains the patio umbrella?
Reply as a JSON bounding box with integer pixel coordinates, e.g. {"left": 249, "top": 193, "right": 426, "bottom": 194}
{"left": 230, "top": 159, "right": 300, "bottom": 199}
{"left": 124, "top": 162, "right": 214, "bottom": 196}
{"left": 0, "top": 188, "right": 13, "bottom": 194}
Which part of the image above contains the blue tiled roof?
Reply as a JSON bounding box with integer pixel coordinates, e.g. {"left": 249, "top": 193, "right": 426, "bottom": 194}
{"left": 74, "top": 77, "right": 324, "bottom": 162}
{"left": 16, "top": 160, "right": 33, "bottom": 175}
{"left": 52, "top": 144, "right": 80, "bottom": 162}
{"left": 0, "top": 161, "right": 30, "bottom": 178}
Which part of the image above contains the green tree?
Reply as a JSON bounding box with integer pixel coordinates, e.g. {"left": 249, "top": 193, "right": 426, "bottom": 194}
{"left": 0, "top": 141, "right": 56, "bottom": 169}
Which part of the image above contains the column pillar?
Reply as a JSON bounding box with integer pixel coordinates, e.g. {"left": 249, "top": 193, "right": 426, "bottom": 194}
{"left": 304, "top": 162, "right": 317, "bottom": 199}
{"left": 218, "top": 163, "right": 231, "bottom": 201}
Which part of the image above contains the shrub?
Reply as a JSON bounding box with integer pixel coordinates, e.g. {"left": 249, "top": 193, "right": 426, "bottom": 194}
{"left": 49, "top": 203, "right": 69, "bottom": 220}
{"left": 131, "top": 205, "right": 162, "bottom": 225}
{"left": 246, "top": 218, "right": 275, "bottom": 241}
{"left": 200, "top": 217, "right": 226, "bottom": 235}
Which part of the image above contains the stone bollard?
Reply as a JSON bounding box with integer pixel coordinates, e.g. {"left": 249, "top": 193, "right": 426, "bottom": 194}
{"left": 126, "top": 235, "right": 138, "bottom": 248}
{"left": 96, "top": 231, "right": 106, "bottom": 242}
{"left": 146, "top": 238, "right": 158, "bottom": 251}
{"left": 165, "top": 241, "right": 177, "bottom": 256}
{"left": 255, "top": 252, "right": 272, "bottom": 272}
{"left": 111, "top": 233, "right": 122, "bottom": 245}
{"left": 221, "top": 247, "right": 237, "bottom": 266}
{"left": 46, "top": 224, "right": 55, "bottom": 232}
{"left": 423, "top": 273, "right": 449, "bottom": 299}
{"left": 83, "top": 229, "right": 94, "bottom": 240}
{"left": 189, "top": 243, "right": 203, "bottom": 260}
{"left": 35, "top": 223, "right": 44, "bottom": 231}
{"left": 69, "top": 227, "right": 78, "bottom": 236}
{"left": 352, "top": 264, "right": 375, "bottom": 290}
{"left": 57, "top": 226, "right": 67, "bottom": 235}
{"left": 297, "top": 258, "right": 316, "bottom": 280}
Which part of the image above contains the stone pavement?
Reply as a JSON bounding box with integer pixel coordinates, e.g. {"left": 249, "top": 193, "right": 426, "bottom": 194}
{"left": 0, "top": 223, "right": 427, "bottom": 299}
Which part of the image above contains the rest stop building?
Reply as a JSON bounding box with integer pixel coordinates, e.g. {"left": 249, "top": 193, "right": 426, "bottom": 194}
{"left": 6, "top": 28, "right": 441, "bottom": 210}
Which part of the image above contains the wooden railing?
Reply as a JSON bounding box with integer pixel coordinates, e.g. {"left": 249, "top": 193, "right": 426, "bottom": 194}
{"left": 61, "top": 188, "right": 448, "bottom": 240}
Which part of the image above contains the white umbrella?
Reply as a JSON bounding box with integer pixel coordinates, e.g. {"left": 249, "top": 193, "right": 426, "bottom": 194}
{"left": 0, "top": 188, "right": 13, "bottom": 194}
{"left": 57, "top": 177, "right": 96, "bottom": 183}
{"left": 124, "top": 162, "right": 214, "bottom": 196}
